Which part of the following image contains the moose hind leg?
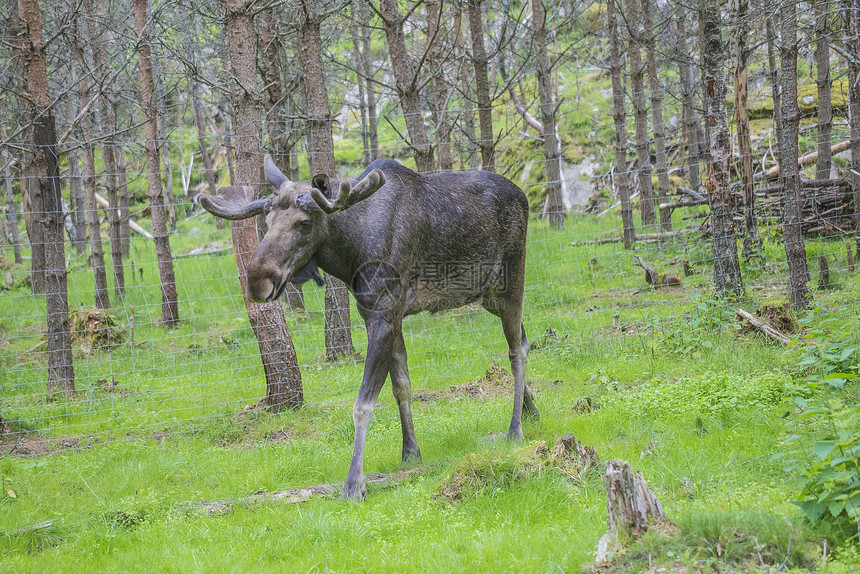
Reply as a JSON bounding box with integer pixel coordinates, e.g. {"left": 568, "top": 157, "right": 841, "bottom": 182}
{"left": 391, "top": 333, "right": 421, "bottom": 463}
{"left": 520, "top": 323, "right": 539, "bottom": 420}
{"left": 497, "top": 307, "right": 533, "bottom": 441}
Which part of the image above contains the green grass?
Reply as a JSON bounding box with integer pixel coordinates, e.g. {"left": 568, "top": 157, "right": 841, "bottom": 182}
{"left": 1, "top": 201, "right": 855, "bottom": 571}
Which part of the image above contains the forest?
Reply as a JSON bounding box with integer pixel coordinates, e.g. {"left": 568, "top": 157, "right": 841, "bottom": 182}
{"left": 1, "top": 0, "right": 860, "bottom": 571}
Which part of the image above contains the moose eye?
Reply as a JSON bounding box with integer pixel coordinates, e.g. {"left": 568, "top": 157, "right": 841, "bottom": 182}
{"left": 298, "top": 220, "right": 312, "bottom": 230}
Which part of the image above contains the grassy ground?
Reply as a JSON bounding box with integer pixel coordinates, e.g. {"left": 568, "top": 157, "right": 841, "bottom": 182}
{"left": 1, "top": 196, "right": 858, "bottom": 571}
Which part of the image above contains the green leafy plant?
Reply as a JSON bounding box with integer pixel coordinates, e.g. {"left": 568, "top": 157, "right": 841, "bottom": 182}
{"left": 782, "top": 306, "right": 860, "bottom": 536}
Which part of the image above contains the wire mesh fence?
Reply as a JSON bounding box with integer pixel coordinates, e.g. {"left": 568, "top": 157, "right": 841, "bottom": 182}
{"left": 1, "top": 86, "right": 856, "bottom": 456}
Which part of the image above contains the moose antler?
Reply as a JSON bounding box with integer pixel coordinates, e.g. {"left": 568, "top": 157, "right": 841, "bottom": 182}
{"left": 309, "top": 169, "right": 386, "bottom": 214}
{"left": 198, "top": 186, "right": 272, "bottom": 220}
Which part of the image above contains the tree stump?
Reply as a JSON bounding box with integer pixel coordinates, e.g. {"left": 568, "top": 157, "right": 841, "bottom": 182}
{"left": 817, "top": 254, "right": 830, "bottom": 290}
{"left": 595, "top": 459, "right": 672, "bottom": 563}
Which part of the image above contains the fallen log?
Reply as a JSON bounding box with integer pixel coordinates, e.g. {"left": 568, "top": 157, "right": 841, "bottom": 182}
{"left": 757, "top": 140, "right": 851, "bottom": 181}
{"left": 571, "top": 230, "right": 691, "bottom": 246}
{"left": 659, "top": 198, "right": 708, "bottom": 210}
{"left": 94, "top": 192, "right": 154, "bottom": 240}
{"left": 179, "top": 469, "right": 420, "bottom": 516}
{"left": 736, "top": 308, "right": 791, "bottom": 344}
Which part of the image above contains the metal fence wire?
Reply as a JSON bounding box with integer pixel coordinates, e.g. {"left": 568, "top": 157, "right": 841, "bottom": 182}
{"left": 0, "top": 83, "right": 856, "bottom": 455}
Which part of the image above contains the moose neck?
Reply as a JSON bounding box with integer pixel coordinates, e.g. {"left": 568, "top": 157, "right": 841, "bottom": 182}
{"left": 311, "top": 209, "right": 364, "bottom": 289}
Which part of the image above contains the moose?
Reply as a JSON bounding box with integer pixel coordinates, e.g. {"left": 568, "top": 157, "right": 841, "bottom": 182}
{"left": 199, "top": 156, "right": 539, "bottom": 499}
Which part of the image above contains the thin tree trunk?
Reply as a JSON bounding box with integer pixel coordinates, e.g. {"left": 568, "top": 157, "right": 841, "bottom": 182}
{"left": 469, "top": 0, "right": 494, "bottom": 172}
{"left": 358, "top": 0, "right": 378, "bottom": 162}
{"left": 643, "top": 0, "right": 670, "bottom": 232}
{"left": 295, "top": 0, "right": 356, "bottom": 361}
{"left": 63, "top": 95, "right": 86, "bottom": 253}
{"left": 731, "top": 0, "right": 762, "bottom": 259}
{"left": 676, "top": 3, "right": 701, "bottom": 195}
{"left": 1, "top": 123, "right": 23, "bottom": 264}
{"left": 765, "top": 7, "right": 781, "bottom": 154}
{"left": 187, "top": 9, "right": 217, "bottom": 197}
{"left": 93, "top": 0, "right": 124, "bottom": 298}
{"left": 779, "top": 0, "right": 811, "bottom": 310}
{"left": 842, "top": 0, "right": 860, "bottom": 249}
{"left": 533, "top": 0, "right": 564, "bottom": 227}
{"left": 381, "top": 0, "right": 434, "bottom": 173}
{"left": 223, "top": 0, "right": 304, "bottom": 409}
{"left": 72, "top": 11, "right": 110, "bottom": 309}
{"left": 114, "top": 132, "right": 131, "bottom": 257}
{"left": 259, "top": 9, "right": 304, "bottom": 312}
{"left": 627, "top": 0, "right": 656, "bottom": 228}
{"left": 426, "top": 0, "right": 453, "bottom": 172}
{"left": 133, "top": 0, "right": 180, "bottom": 325}
{"left": 703, "top": 0, "right": 743, "bottom": 299}
{"left": 351, "top": 4, "right": 371, "bottom": 167}
{"left": 18, "top": 0, "right": 75, "bottom": 393}
{"left": 815, "top": 0, "right": 832, "bottom": 180}
{"left": 609, "top": 0, "right": 634, "bottom": 249}
{"left": 455, "top": 6, "right": 478, "bottom": 170}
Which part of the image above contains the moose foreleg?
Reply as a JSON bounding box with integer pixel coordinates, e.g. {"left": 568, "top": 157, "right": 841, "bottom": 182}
{"left": 343, "top": 320, "right": 396, "bottom": 501}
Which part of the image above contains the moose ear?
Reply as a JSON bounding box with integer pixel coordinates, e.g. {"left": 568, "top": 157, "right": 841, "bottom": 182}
{"left": 311, "top": 174, "right": 331, "bottom": 198}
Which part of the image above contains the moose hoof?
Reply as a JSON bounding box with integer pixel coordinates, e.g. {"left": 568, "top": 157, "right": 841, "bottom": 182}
{"left": 342, "top": 476, "right": 366, "bottom": 501}
{"left": 524, "top": 402, "right": 540, "bottom": 422}
{"left": 507, "top": 426, "right": 524, "bottom": 442}
{"left": 401, "top": 447, "right": 422, "bottom": 466}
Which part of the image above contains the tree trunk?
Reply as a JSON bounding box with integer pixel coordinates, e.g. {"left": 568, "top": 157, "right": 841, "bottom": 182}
{"left": 843, "top": 0, "right": 860, "bottom": 250}
{"left": 295, "top": 0, "right": 357, "bottom": 361}
{"left": 259, "top": 9, "right": 304, "bottom": 312}
{"left": 675, "top": 3, "right": 701, "bottom": 197}
{"left": 351, "top": 4, "right": 371, "bottom": 167}
{"left": 703, "top": 0, "right": 743, "bottom": 299}
{"left": 223, "top": 0, "right": 304, "bottom": 409}
{"left": 815, "top": 0, "right": 832, "bottom": 181}
{"left": 643, "top": 0, "right": 670, "bottom": 232}
{"left": 72, "top": 11, "right": 110, "bottom": 310}
{"left": 627, "top": 0, "right": 656, "bottom": 228}
{"left": 454, "top": 6, "right": 478, "bottom": 170}
{"left": 114, "top": 132, "right": 131, "bottom": 257}
{"left": 765, "top": 8, "right": 781, "bottom": 154}
{"left": 608, "top": 0, "right": 634, "bottom": 249}
{"left": 93, "top": 0, "right": 124, "bottom": 298}
{"left": 18, "top": 0, "right": 75, "bottom": 393}
{"left": 426, "top": 0, "right": 453, "bottom": 172}
{"left": 731, "top": 0, "right": 762, "bottom": 260}
{"left": 779, "top": 0, "right": 811, "bottom": 310}
{"left": 11, "top": 6, "right": 45, "bottom": 293}
{"left": 469, "top": 0, "right": 494, "bottom": 172}
{"left": 62, "top": 97, "right": 86, "bottom": 254}
{"left": 188, "top": 10, "right": 218, "bottom": 198}
{"left": 381, "top": 0, "right": 434, "bottom": 173}
{"left": 358, "top": 0, "right": 378, "bottom": 163}
{"left": 533, "top": 0, "right": 564, "bottom": 227}
{"left": 133, "top": 0, "right": 180, "bottom": 325}
{"left": 0, "top": 123, "right": 23, "bottom": 264}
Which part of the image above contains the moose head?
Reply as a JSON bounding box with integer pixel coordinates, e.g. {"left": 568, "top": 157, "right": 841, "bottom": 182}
{"left": 197, "top": 155, "right": 386, "bottom": 303}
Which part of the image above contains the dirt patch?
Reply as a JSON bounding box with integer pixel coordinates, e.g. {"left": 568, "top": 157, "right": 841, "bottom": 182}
{"left": 0, "top": 433, "right": 80, "bottom": 456}
{"left": 268, "top": 430, "right": 293, "bottom": 444}
{"left": 416, "top": 362, "right": 513, "bottom": 402}
{"left": 738, "top": 302, "right": 800, "bottom": 337}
